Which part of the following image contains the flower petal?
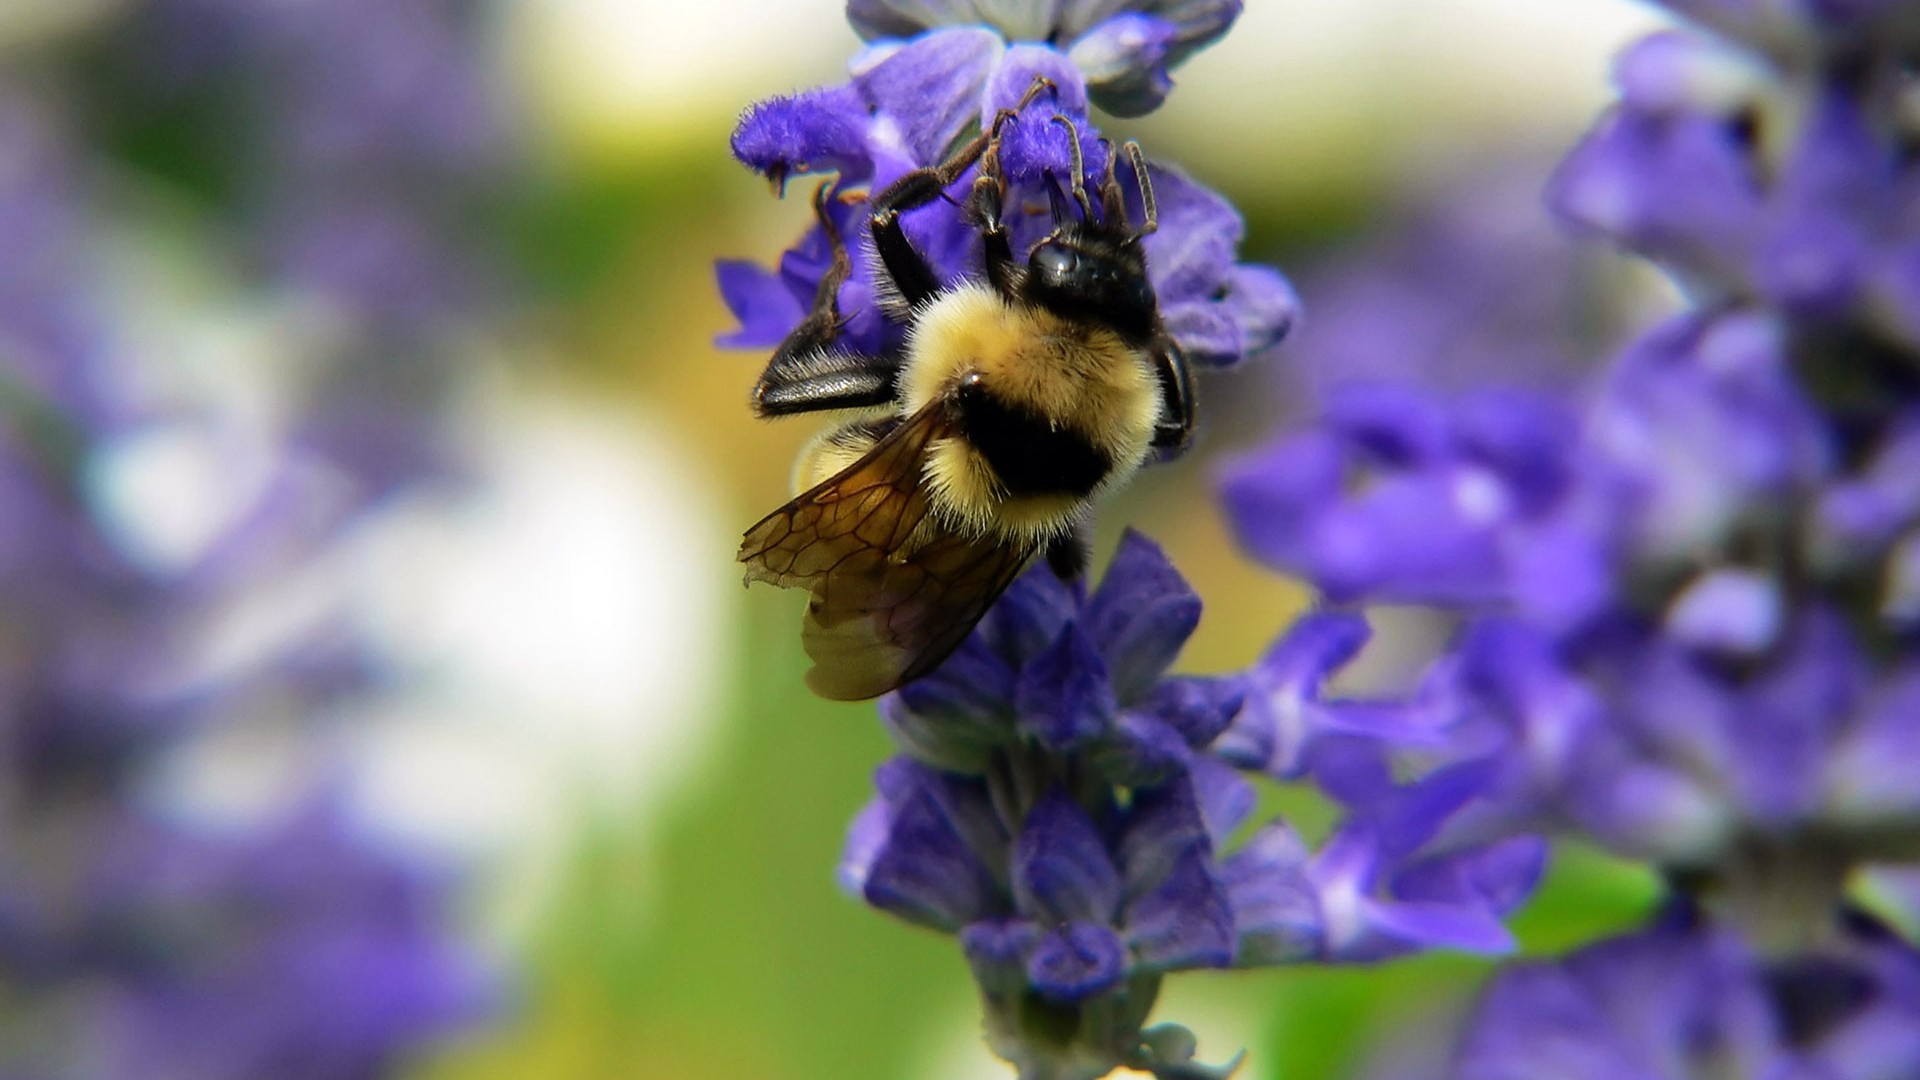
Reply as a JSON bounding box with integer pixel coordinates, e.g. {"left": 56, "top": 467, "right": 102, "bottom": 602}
{"left": 1027, "top": 920, "right": 1128, "bottom": 1001}
{"left": 1014, "top": 790, "right": 1122, "bottom": 924}
{"left": 1084, "top": 530, "right": 1200, "bottom": 700}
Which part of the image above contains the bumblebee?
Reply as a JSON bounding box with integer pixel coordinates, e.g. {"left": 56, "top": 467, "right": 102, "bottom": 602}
{"left": 740, "top": 79, "right": 1194, "bottom": 701}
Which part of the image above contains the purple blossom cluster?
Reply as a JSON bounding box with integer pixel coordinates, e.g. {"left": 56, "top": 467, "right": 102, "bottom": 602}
{"left": 716, "top": 6, "right": 1564, "bottom": 1070}
{"left": 840, "top": 538, "right": 1537, "bottom": 1078}
{"left": 718, "top": 0, "right": 1292, "bottom": 377}
{"left": 1218, "top": 1, "right": 1920, "bottom": 1075}
{"left": 0, "top": 0, "right": 513, "bottom": 1072}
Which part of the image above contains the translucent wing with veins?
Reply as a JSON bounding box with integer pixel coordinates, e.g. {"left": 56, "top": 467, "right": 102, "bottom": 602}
{"left": 739, "top": 405, "right": 1037, "bottom": 700}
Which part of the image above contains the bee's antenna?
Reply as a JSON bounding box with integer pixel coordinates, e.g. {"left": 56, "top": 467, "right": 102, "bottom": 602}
{"left": 1049, "top": 115, "right": 1094, "bottom": 222}
{"left": 1124, "top": 141, "right": 1156, "bottom": 236}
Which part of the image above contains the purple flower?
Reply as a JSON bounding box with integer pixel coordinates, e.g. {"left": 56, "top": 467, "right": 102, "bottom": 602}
{"left": 878, "top": 531, "right": 1236, "bottom": 780}
{"left": 1280, "top": 166, "right": 1648, "bottom": 407}
{"left": 68, "top": 802, "right": 491, "bottom": 1080}
{"left": 1426, "top": 920, "right": 1920, "bottom": 1080}
{"left": 719, "top": 11, "right": 1292, "bottom": 370}
{"left": 0, "top": 0, "right": 519, "bottom": 1068}
{"left": 842, "top": 538, "right": 1539, "bottom": 1077}
{"left": 1221, "top": 382, "right": 1582, "bottom": 608}
{"left": 841, "top": 758, "right": 1242, "bottom": 1078}
{"left": 845, "top": 0, "right": 1243, "bottom": 117}
{"left": 1552, "top": 29, "right": 1920, "bottom": 352}
{"left": 1207, "top": 6, "right": 1920, "bottom": 1079}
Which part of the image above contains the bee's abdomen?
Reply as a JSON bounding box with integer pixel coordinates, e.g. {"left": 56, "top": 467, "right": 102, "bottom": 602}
{"left": 953, "top": 374, "right": 1111, "bottom": 497}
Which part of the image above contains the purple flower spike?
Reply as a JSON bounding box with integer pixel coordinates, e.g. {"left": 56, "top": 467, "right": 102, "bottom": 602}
{"left": 720, "top": 0, "right": 1284, "bottom": 373}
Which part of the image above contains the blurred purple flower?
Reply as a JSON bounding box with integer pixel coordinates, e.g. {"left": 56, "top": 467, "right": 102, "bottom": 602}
{"left": 1281, "top": 167, "right": 1649, "bottom": 407}
{"left": 1221, "top": 5, "right": 1920, "bottom": 1037}
{"left": 1427, "top": 919, "right": 1920, "bottom": 1080}
{"left": 0, "top": 0, "right": 522, "bottom": 1069}
{"left": 52, "top": 803, "right": 489, "bottom": 1080}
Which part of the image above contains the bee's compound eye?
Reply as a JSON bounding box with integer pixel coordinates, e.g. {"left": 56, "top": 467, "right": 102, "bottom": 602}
{"left": 1032, "top": 243, "right": 1077, "bottom": 281}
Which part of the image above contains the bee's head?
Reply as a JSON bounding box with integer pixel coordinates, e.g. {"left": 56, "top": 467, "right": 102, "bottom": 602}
{"left": 1015, "top": 128, "right": 1161, "bottom": 342}
{"left": 1022, "top": 232, "right": 1157, "bottom": 342}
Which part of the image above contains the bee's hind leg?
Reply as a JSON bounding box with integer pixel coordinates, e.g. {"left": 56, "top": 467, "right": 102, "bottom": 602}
{"left": 751, "top": 185, "right": 899, "bottom": 417}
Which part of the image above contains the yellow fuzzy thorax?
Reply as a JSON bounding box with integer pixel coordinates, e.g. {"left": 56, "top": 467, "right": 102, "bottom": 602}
{"left": 902, "top": 283, "right": 1162, "bottom": 543}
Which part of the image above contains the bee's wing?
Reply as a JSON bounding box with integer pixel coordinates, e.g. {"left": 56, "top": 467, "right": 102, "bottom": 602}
{"left": 740, "top": 405, "right": 1037, "bottom": 701}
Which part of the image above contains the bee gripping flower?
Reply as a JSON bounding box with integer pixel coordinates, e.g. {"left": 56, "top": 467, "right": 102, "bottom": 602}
{"left": 719, "top": 0, "right": 1292, "bottom": 372}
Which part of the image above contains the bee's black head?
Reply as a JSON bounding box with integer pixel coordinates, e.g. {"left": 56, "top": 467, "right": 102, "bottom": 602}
{"left": 1022, "top": 229, "right": 1157, "bottom": 342}
{"left": 1016, "top": 133, "right": 1161, "bottom": 343}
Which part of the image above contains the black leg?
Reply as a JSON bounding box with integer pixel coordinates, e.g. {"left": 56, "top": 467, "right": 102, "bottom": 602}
{"left": 1044, "top": 527, "right": 1091, "bottom": 581}
{"left": 1149, "top": 338, "right": 1195, "bottom": 451}
{"left": 753, "top": 349, "right": 899, "bottom": 416}
{"left": 869, "top": 75, "right": 1054, "bottom": 309}
{"left": 966, "top": 121, "right": 1021, "bottom": 299}
{"left": 756, "top": 183, "right": 856, "bottom": 386}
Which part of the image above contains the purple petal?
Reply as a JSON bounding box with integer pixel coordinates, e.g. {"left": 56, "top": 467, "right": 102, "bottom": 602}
{"left": 861, "top": 777, "right": 1003, "bottom": 932}
{"left": 1389, "top": 836, "right": 1548, "bottom": 922}
{"left": 1189, "top": 755, "right": 1257, "bottom": 840}
{"left": 1549, "top": 103, "right": 1760, "bottom": 284}
{"left": 1142, "top": 0, "right": 1244, "bottom": 60}
{"left": 1219, "top": 429, "right": 1347, "bottom": 578}
{"left": 1132, "top": 675, "right": 1244, "bottom": 749}
{"left": 1827, "top": 668, "right": 1920, "bottom": 827}
{"left": 1217, "top": 821, "right": 1320, "bottom": 966}
{"left": 1143, "top": 167, "right": 1238, "bottom": 291}
{"left": 1015, "top": 623, "right": 1117, "bottom": 751}
{"left": 838, "top": 794, "right": 894, "bottom": 896}
{"left": 1220, "top": 263, "right": 1300, "bottom": 362}
{"left": 1122, "top": 844, "right": 1235, "bottom": 971}
{"left": 1757, "top": 89, "right": 1886, "bottom": 319}
{"left": 961, "top": 916, "right": 1044, "bottom": 997}
{"left": 1612, "top": 30, "right": 1763, "bottom": 114}
{"left": 1027, "top": 921, "right": 1127, "bottom": 1001}
{"left": 983, "top": 46, "right": 1100, "bottom": 185}
{"left": 1014, "top": 791, "right": 1122, "bottom": 924}
{"left": 1214, "top": 612, "right": 1369, "bottom": 778}
{"left": 1118, "top": 777, "right": 1214, "bottom": 894}
{"left": 1096, "top": 712, "right": 1195, "bottom": 787}
{"left": 980, "top": 563, "right": 1080, "bottom": 663}
{"left": 1070, "top": 14, "right": 1178, "bottom": 117}
{"left": 1663, "top": 567, "right": 1781, "bottom": 655}
{"left": 854, "top": 28, "right": 1002, "bottom": 167}
{"left": 1084, "top": 530, "right": 1200, "bottom": 700}
{"left": 730, "top": 84, "right": 872, "bottom": 184}
{"left": 714, "top": 260, "right": 805, "bottom": 349}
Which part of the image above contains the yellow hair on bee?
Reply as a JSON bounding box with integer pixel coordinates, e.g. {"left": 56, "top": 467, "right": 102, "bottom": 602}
{"left": 897, "top": 283, "right": 1162, "bottom": 542}
{"left": 791, "top": 413, "right": 890, "bottom": 494}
